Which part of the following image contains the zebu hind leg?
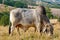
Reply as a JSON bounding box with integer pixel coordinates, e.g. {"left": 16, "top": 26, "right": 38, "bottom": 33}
{"left": 9, "top": 22, "right": 11, "bottom": 34}
{"left": 10, "top": 23, "right": 15, "bottom": 36}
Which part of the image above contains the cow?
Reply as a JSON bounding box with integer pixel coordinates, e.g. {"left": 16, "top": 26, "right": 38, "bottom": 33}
{"left": 9, "top": 6, "right": 53, "bottom": 36}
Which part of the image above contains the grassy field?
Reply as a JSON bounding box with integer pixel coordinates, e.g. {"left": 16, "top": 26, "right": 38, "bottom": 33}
{"left": 0, "top": 22, "right": 60, "bottom": 40}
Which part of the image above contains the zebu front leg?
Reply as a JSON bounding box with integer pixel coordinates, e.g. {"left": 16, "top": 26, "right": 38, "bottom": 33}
{"left": 16, "top": 24, "right": 23, "bottom": 35}
{"left": 49, "top": 24, "right": 53, "bottom": 36}
{"left": 35, "top": 23, "right": 40, "bottom": 32}
{"left": 16, "top": 27, "right": 20, "bottom": 35}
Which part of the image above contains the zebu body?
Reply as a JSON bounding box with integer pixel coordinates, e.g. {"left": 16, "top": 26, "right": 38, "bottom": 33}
{"left": 9, "top": 6, "right": 53, "bottom": 36}
{"left": 9, "top": 6, "right": 42, "bottom": 35}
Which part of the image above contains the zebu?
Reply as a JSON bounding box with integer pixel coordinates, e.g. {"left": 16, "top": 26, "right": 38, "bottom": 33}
{"left": 9, "top": 6, "right": 53, "bottom": 36}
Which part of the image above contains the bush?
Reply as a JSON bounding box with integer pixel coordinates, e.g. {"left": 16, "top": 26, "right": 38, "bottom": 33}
{"left": 14, "top": 1, "right": 27, "bottom": 8}
{"left": 0, "top": 13, "right": 4, "bottom": 20}
{"left": 46, "top": 7, "right": 54, "bottom": 19}
{"left": 4, "top": 1, "right": 27, "bottom": 8}
{"left": 46, "top": 7, "right": 58, "bottom": 19}
{"left": 58, "top": 17, "right": 60, "bottom": 22}
{"left": 0, "top": 12, "right": 9, "bottom": 26}
{"left": 4, "top": 1, "right": 15, "bottom": 6}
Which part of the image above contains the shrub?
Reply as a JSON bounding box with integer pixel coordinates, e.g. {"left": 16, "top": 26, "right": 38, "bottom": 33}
{"left": 58, "top": 17, "right": 60, "bottom": 22}
{"left": 0, "top": 12, "right": 9, "bottom": 26}
{"left": 46, "top": 7, "right": 58, "bottom": 19}
{"left": 46, "top": 7, "right": 54, "bottom": 19}
{"left": 14, "top": 1, "right": 27, "bottom": 8}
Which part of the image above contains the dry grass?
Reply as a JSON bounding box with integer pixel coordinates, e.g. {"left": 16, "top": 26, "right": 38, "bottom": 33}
{"left": 0, "top": 22, "right": 60, "bottom": 40}
{"left": 0, "top": 4, "right": 15, "bottom": 12}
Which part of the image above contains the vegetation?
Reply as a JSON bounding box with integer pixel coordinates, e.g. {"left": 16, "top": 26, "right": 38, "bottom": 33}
{"left": 46, "top": 6, "right": 58, "bottom": 19}
{"left": 4, "top": 1, "right": 28, "bottom": 8}
{"left": 58, "top": 17, "right": 60, "bottom": 22}
{"left": 14, "top": 1, "right": 27, "bottom": 8}
{"left": 0, "top": 12, "right": 9, "bottom": 26}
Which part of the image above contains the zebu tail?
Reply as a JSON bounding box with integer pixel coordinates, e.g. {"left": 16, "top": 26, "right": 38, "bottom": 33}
{"left": 9, "top": 21, "right": 11, "bottom": 34}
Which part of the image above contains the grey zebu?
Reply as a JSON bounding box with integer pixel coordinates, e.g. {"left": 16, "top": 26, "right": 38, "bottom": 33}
{"left": 9, "top": 6, "right": 53, "bottom": 36}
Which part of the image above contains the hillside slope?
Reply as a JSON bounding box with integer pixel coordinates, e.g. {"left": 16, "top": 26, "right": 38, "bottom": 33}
{"left": 0, "top": 4, "right": 15, "bottom": 12}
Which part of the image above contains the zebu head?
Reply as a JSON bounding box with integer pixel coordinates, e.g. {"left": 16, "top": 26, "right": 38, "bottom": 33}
{"left": 36, "top": 6, "right": 46, "bottom": 15}
{"left": 44, "top": 23, "right": 53, "bottom": 36}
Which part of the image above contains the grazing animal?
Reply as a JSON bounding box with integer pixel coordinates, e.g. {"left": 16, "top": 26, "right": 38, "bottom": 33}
{"left": 9, "top": 6, "right": 53, "bottom": 36}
